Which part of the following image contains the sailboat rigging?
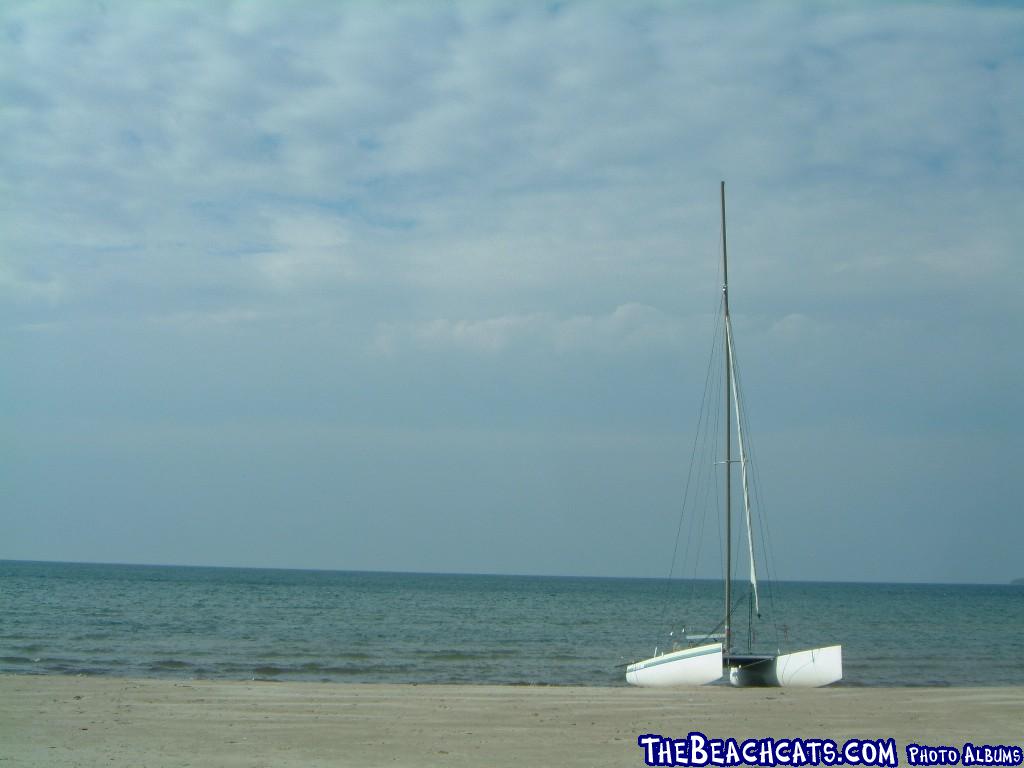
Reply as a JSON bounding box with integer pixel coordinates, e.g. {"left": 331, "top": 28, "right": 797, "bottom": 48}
{"left": 625, "top": 182, "right": 842, "bottom": 688}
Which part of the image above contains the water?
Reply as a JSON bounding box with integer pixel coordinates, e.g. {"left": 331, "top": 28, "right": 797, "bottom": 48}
{"left": 1, "top": 560, "right": 1021, "bottom": 686}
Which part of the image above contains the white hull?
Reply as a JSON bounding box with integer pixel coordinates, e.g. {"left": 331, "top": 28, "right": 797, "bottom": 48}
{"left": 626, "top": 642, "right": 723, "bottom": 687}
{"left": 728, "top": 645, "right": 842, "bottom": 688}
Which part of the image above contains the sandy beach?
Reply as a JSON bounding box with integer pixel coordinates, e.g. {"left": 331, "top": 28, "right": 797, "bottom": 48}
{"left": 1, "top": 675, "right": 1021, "bottom": 767}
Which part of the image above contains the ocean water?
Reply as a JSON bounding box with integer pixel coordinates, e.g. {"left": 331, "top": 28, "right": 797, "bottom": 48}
{"left": 1, "top": 560, "right": 1021, "bottom": 687}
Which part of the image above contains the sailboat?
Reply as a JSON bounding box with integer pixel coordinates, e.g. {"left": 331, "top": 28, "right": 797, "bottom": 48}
{"left": 625, "top": 183, "right": 842, "bottom": 688}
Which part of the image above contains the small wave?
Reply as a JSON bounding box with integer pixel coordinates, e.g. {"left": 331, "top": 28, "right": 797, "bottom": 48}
{"left": 46, "top": 663, "right": 111, "bottom": 676}
{"left": 415, "top": 649, "right": 520, "bottom": 661}
{"left": 0, "top": 656, "right": 34, "bottom": 665}
{"left": 416, "top": 651, "right": 486, "bottom": 662}
{"left": 333, "top": 652, "right": 374, "bottom": 661}
{"left": 296, "top": 660, "right": 392, "bottom": 673}
{"left": 251, "top": 665, "right": 286, "bottom": 676}
{"left": 148, "top": 659, "right": 192, "bottom": 671}
{"left": 303, "top": 665, "right": 366, "bottom": 676}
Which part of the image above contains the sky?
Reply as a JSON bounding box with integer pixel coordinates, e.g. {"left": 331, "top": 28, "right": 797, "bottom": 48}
{"left": 2, "top": 1, "right": 1021, "bottom": 584}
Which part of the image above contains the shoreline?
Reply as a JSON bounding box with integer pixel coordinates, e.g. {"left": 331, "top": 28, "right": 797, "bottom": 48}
{"left": 6, "top": 669, "right": 1024, "bottom": 689}
{"left": 1, "top": 675, "right": 1021, "bottom": 767}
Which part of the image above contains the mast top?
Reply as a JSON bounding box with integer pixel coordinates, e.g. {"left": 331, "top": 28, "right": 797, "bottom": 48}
{"left": 720, "top": 181, "right": 730, "bottom": 301}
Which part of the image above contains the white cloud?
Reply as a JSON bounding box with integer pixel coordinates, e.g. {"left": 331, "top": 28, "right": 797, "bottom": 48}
{"left": 0, "top": 261, "right": 67, "bottom": 304}
{"left": 373, "top": 303, "right": 687, "bottom": 356}
{"left": 766, "top": 312, "right": 828, "bottom": 344}
{"left": 2, "top": 1, "right": 1021, "bottom": 323}
{"left": 150, "top": 308, "right": 269, "bottom": 329}
{"left": 253, "top": 211, "right": 358, "bottom": 289}
{"left": 415, "top": 313, "right": 547, "bottom": 353}
{"left": 553, "top": 303, "right": 688, "bottom": 351}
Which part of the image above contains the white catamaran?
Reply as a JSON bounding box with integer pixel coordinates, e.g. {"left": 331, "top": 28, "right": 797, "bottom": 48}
{"left": 626, "top": 183, "right": 842, "bottom": 688}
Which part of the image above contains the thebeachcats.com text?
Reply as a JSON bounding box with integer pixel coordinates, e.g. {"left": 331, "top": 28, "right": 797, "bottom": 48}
{"left": 636, "top": 732, "right": 1024, "bottom": 767}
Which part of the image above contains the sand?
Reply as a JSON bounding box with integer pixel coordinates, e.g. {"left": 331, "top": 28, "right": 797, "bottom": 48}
{"left": 1, "top": 675, "right": 1021, "bottom": 767}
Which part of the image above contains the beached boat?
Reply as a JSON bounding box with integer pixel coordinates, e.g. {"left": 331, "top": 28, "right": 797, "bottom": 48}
{"left": 626, "top": 183, "right": 842, "bottom": 688}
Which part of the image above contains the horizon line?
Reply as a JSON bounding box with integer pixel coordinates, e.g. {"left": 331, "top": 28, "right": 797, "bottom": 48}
{"left": 2, "top": 557, "right": 1018, "bottom": 588}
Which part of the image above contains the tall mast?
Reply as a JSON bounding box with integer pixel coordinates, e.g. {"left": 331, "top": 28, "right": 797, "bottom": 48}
{"left": 720, "top": 180, "right": 732, "bottom": 657}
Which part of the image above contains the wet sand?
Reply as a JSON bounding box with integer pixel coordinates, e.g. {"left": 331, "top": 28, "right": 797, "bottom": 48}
{"left": 1, "top": 675, "right": 1020, "bottom": 767}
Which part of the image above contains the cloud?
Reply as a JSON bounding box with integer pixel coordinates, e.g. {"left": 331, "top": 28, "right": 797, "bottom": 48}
{"left": 150, "top": 308, "right": 269, "bottom": 330}
{"left": 2, "top": 1, "right": 1020, "bottom": 325}
{"left": 373, "top": 303, "right": 688, "bottom": 356}
{"left": 253, "top": 211, "right": 358, "bottom": 289}
{"left": 765, "top": 312, "right": 829, "bottom": 345}
{"left": 0, "top": 261, "right": 67, "bottom": 304}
